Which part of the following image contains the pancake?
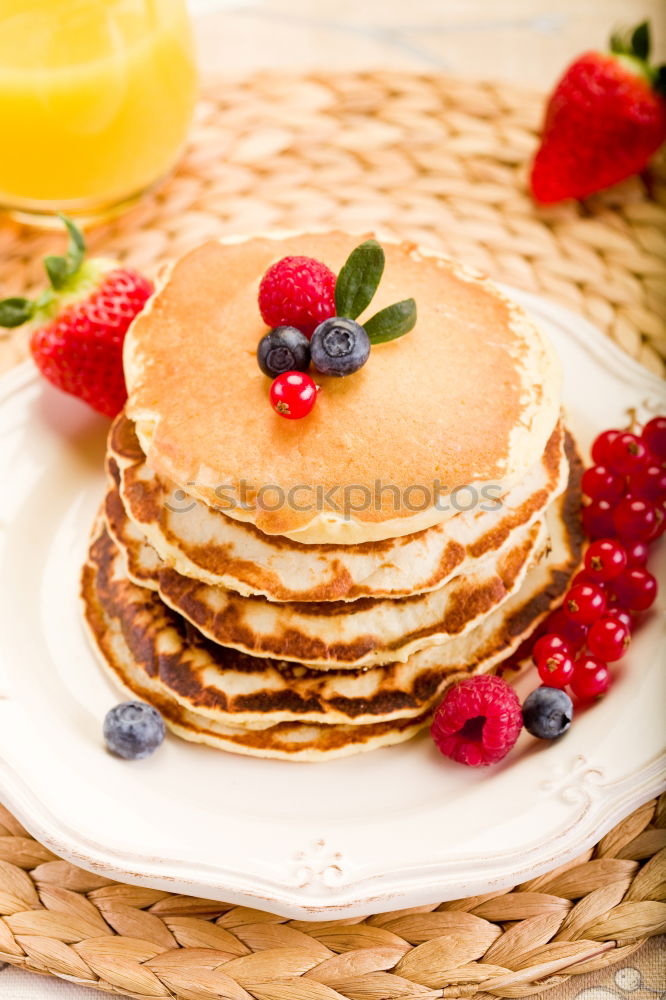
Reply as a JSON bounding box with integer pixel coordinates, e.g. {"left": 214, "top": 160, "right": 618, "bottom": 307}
{"left": 104, "top": 479, "right": 550, "bottom": 668}
{"left": 109, "top": 412, "right": 568, "bottom": 602}
{"left": 123, "top": 233, "right": 561, "bottom": 544}
{"left": 81, "top": 460, "right": 582, "bottom": 733}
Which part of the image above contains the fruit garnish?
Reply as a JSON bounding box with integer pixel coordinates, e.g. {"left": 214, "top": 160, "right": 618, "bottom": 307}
{"left": 642, "top": 416, "right": 666, "bottom": 459}
{"left": 0, "top": 215, "right": 153, "bottom": 418}
{"left": 522, "top": 687, "right": 573, "bottom": 740}
{"left": 611, "top": 566, "right": 658, "bottom": 611}
{"left": 257, "top": 325, "right": 310, "bottom": 378}
{"left": 584, "top": 538, "right": 627, "bottom": 582}
{"left": 310, "top": 317, "right": 370, "bottom": 377}
{"left": 571, "top": 655, "right": 611, "bottom": 701}
{"left": 564, "top": 582, "right": 607, "bottom": 624}
{"left": 530, "top": 20, "right": 666, "bottom": 202}
{"left": 269, "top": 370, "right": 318, "bottom": 419}
{"left": 587, "top": 616, "right": 631, "bottom": 662}
{"left": 258, "top": 255, "right": 336, "bottom": 339}
{"left": 103, "top": 701, "right": 165, "bottom": 760}
{"left": 256, "top": 239, "right": 417, "bottom": 400}
{"left": 431, "top": 675, "right": 522, "bottom": 767}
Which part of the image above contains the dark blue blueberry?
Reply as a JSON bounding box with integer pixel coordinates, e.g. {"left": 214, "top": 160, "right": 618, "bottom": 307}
{"left": 103, "top": 701, "right": 165, "bottom": 760}
{"left": 522, "top": 686, "right": 573, "bottom": 740}
{"left": 310, "top": 317, "right": 370, "bottom": 376}
{"left": 257, "top": 326, "right": 310, "bottom": 377}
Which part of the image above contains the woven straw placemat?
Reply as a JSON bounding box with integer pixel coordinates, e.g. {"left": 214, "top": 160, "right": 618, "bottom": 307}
{"left": 0, "top": 71, "right": 665, "bottom": 998}
{"left": 0, "top": 72, "right": 665, "bottom": 377}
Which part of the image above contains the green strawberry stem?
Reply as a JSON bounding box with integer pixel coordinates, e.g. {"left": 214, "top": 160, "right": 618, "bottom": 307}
{"left": 0, "top": 215, "right": 105, "bottom": 329}
{"left": 334, "top": 239, "right": 417, "bottom": 344}
{"left": 610, "top": 20, "right": 666, "bottom": 92}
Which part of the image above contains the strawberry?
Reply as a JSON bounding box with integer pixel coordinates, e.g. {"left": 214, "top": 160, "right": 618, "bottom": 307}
{"left": 0, "top": 216, "right": 153, "bottom": 417}
{"left": 530, "top": 21, "right": 666, "bottom": 203}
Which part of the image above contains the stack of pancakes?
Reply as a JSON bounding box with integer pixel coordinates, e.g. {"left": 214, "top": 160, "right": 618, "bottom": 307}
{"left": 82, "top": 234, "right": 583, "bottom": 761}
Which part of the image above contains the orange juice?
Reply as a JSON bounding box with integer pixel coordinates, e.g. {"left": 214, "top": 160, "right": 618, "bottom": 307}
{"left": 0, "top": 0, "right": 197, "bottom": 219}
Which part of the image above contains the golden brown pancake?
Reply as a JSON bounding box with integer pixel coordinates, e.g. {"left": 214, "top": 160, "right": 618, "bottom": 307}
{"left": 108, "top": 412, "right": 568, "bottom": 602}
{"left": 104, "top": 477, "right": 549, "bottom": 668}
{"left": 123, "top": 234, "right": 561, "bottom": 543}
{"left": 82, "top": 453, "right": 582, "bottom": 735}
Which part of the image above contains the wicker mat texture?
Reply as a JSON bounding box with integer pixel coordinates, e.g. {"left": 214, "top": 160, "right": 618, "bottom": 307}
{"left": 0, "top": 71, "right": 665, "bottom": 998}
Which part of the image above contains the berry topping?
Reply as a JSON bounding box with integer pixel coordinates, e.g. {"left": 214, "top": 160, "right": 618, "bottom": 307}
{"left": 310, "top": 317, "right": 371, "bottom": 376}
{"left": 607, "top": 431, "right": 649, "bottom": 475}
{"left": 257, "top": 326, "right": 310, "bottom": 378}
{"left": 591, "top": 429, "right": 622, "bottom": 466}
{"left": 431, "top": 675, "right": 523, "bottom": 767}
{"left": 624, "top": 539, "right": 650, "bottom": 567}
{"left": 0, "top": 216, "right": 153, "bottom": 418}
{"left": 543, "top": 609, "right": 589, "bottom": 652}
{"left": 565, "top": 582, "right": 607, "bottom": 624}
{"left": 103, "top": 701, "right": 165, "bottom": 760}
{"left": 584, "top": 538, "right": 627, "bottom": 582}
{"left": 259, "top": 255, "right": 336, "bottom": 338}
{"left": 642, "top": 416, "right": 666, "bottom": 460}
{"left": 605, "top": 606, "right": 634, "bottom": 633}
{"left": 582, "top": 498, "right": 617, "bottom": 539}
{"left": 535, "top": 648, "right": 575, "bottom": 688}
{"left": 522, "top": 687, "right": 574, "bottom": 740}
{"left": 269, "top": 371, "right": 318, "bottom": 419}
{"left": 532, "top": 633, "right": 573, "bottom": 663}
{"left": 630, "top": 462, "right": 666, "bottom": 502}
{"left": 611, "top": 566, "right": 658, "bottom": 611}
{"left": 613, "top": 497, "right": 661, "bottom": 541}
{"left": 581, "top": 464, "right": 625, "bottom": 502}
{"left": 571, "top": 655, "right": 611, "bottom": 700}
{"left": 587, "top": 615, "right": 631, "bottom": 661}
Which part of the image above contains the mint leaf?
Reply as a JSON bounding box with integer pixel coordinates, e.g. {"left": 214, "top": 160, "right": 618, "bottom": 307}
{"left": 335, "top": 240, "right": 385, "bottom": 319}
{"left": 631, "top": 21, "right": 650, "bottom": 60}
{"left": 0, "top": 297, "right": 34, "bottom": 328}
{"left": 43, "top": 214, "right": 86, "bottom": 290}
{"left": 364, "top": 298, "right": 417, "bottom": 344}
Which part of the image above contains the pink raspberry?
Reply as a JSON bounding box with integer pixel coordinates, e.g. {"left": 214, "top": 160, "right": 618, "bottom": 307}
{"left": 431, "top": 675, "right": 523, "bottom": 767}
{"left": 258, "top": 255, "right": 336, "bottom": 338}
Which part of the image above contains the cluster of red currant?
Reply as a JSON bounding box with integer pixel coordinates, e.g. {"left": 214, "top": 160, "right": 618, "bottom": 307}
{"left": 531, "top": 416, "right": 664, "bottom": 701}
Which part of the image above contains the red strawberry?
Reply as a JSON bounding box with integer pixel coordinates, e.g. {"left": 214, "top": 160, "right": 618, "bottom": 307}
{"left": 0, "top": 216, "right": 153, "bottom": 417}
{"left": 530, "top": 21, "right": 666, "bottom": 203}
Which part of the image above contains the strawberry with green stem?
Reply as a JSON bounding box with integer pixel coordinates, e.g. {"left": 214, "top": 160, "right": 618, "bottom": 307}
{"left": 0, "top": 216, "right": 153, "bottom": 417}
{"left": 530, "top": 21, "right": 666, "bottom": 203}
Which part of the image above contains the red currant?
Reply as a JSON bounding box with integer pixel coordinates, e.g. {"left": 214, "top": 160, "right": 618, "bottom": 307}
{"left": 571, "top": 569, "right": 606, "bottom": 589}
{"left": 584, "top": 538, "right": 627, "bottom": 582}
{"left": 571, "top": 655, "right": 611, "bottom": 700}
{"left": 623, "top": 539, "right": 649, "bottom": 567}
{"left": 611, "top": 567, "right": 658, "bottom": 612}
{"left": 587, "top": 616, "right": 631, "bottom": 662}
{"left": 581, "top": 465, "right": 625, "bottom": 503}
{"left": 613, "top": 497, "right": 660, "bottom": 541}
{"left": 269, "top": 371, "right": 318, "bottom": 419}
{"left": 582, "top": 499, "right": 617, "bottom": 540}
{"left": 532, "top": 633, "right": 573, "bottom": 665}
{"left": 543, "top": 609, "right": 588, "bottom": 652}
{"left": 607, "top": 432, "right": 648, "bottom": 475}
{"left": 564, "top": 582, "right": 607, "bottom": 624}
{"left": 591, "top": 429, "right": 621, "bottom": 466}
{"left": 642, "top": 416, "right": 666, "bottom": 461}
{"left": 605, "top": 606, "right": 634, "bottom": 633}
{"left": 536, "top": 649, "right": 575, "bottom": 688}
{"left": 630, "top": 463, "right": 666, "bottom": 503}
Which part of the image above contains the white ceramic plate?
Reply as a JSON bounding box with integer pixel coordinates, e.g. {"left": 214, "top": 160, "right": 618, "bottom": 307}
{"left": 0, "top": 287, "right": 664, "bottom": 920}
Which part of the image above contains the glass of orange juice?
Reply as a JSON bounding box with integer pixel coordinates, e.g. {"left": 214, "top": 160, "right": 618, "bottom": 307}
{"left": 0, "top": 0, "right": 197, "bottom": 225}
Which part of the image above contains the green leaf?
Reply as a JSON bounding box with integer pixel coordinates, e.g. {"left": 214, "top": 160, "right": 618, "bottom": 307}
{"left": 654, "top": 64, "right": 666, "bottom": 97}
{"left": 43, "top": 214, "right": 86, "bottom": 290}
{"left": 335, "top": 240, "right": 385, "bottom": 319}
{"left": 630, "top": 21, "right": 650, "bottom": 60}
{"left": 0, "top": 296, "right": 35, "bottom": 328}
{"left": 364, "top": 298, "right": 417, "bottom": 344}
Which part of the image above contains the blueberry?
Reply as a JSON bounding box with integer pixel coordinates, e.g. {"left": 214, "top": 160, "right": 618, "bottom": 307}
{"left": 522, "top": 686, "right": 573, "bottom": 741}
{"left": 310, "top": 317, "right": 370, "bottom": 376}
{"left": 103, "top": 701, "right": 165, "bottom": 760}
{"left": 257, "top": 326, "right": 310, "bottom": 378}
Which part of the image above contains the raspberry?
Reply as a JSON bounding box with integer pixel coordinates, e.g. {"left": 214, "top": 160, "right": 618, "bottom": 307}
{"left": 431, "top": 675, "right": 523, "bottom": 767}
{"left": 258, "top": 255, "right": 336, "bottom": 338}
